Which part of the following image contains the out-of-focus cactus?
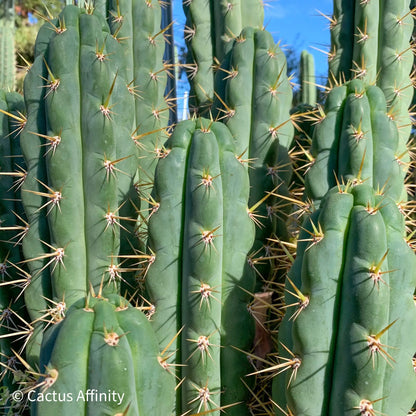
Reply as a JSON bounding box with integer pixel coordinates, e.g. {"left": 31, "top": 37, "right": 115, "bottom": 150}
{"left": 145, "top": 118, "right": 256, "bottom": 415}
{"left": 183, "top": 0, "right": 264, "bottom": 114}
{"left": 273, "top": 183, "right": 416, "bottom": 415}
{"left": 299, "top": 50, "right": 316, "bottom": 106}
{"left": 0, "top": 0, "right": 15, "bottom": 90}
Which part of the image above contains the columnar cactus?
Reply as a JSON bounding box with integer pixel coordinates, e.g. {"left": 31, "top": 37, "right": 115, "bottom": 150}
{"left": 1, "top": 1, "right": 416, "bottom": 415}
{"left": 305, "top": 79, "right": 408, "bottom": 210}
{"left": 145, "top": 118, "right": 256, "bottom": 415}
{"left": 81, "top": 0, "right": 173, "bottom": 291}
{"left": 0, "top": 0, "right": 15, "bottom": 90}
{"left": 213, "top": 27, "right": 294, "bottom": 276}
{"left": 104, "top": 0, "right": 171, "bottom": 228}
{"left": 19, "top": 5, "right": 138, "bottom": 364}
{"left": 328, "top": 0, "right": 414, "bottom": 143}
{"left": 0, "top": 89, "right": 26, "bottom": 406}
{"left": 183, "top": 0, "right": 264, "bottom": 113}
{"left": 32, "top": 293, "right": 175, "bottom": 415}
{"left": 273, "top": 183, "right": 416, "bottom": 415}
{"left": 299, "top": 50, "right": 317, "bottom": 106}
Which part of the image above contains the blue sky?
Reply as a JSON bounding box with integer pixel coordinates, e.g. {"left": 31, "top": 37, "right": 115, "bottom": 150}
{"left": 262, "top": 0, "right": 332, "bottom": 81}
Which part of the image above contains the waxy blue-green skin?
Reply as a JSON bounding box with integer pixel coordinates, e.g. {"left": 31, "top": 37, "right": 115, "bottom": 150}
{"left": 183, "top": 0, "right": 264, "bottom": 113}
{"left": 33, "top": 294, "right": 175, "bottom": 416}
{"left": 274, "top": 184, "right": 416, "bottom": 415}
{"left": 20, "top": 6, "right": 138, "bottom": 367}
{"left": 146, "top": 119, "right": 256, "bottom": 415}
{"left": 305, "top": 80, "right": 406, "bottom": 210}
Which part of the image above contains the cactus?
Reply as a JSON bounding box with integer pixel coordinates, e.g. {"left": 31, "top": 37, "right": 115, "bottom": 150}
{"left": 19, "top": 5, "right": 140, "bottom": 365}
{"left": 0, "top": 1, "right": 415, "bottom": 414}
{"left": 213, "top": 27, "right": 294, "bottom": 281}
{"left": 273, "top": 183, "right": 416, "bottom": 415}
{"left": 328, "top": 0, "right": 414, "bottom": 143}
{"left": 31, "top": 293, "right": 175, "bottom": 415}
{"left": 299, "top": 50, "right": 317, "bottom": 106}
{"left": 162, "top": 0, "right": 177, "bottom": 126}
{"left": 17, "top": 17, "right": 59, "bottom": 367}
{"left": 0, "top": 89, "right": 26, "bottom": 409}
{"left": 145, "top": 118, "right": 256, "bottom": 415}
{"left": 0, "top": 0, "right": 16, "bottom": 90}
{"left": 103, "top": 0, "right": 172, "bottom": 237}
{"left": 183, "top": 0, "right": 264, "bottom": 114}
{"left": 305, "top": 79, "right": 408, "bottom": 210}
{"left": 290, "top": 50, "right": 317, "bottom": 198}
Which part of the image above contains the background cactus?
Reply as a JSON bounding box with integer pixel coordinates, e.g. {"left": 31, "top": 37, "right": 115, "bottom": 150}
{"left": 213, "top": 26, "right": 295, "bottom": 260}
{"left": 183, "top": 0, "right": 264, "bottom": 114}
{"left": 0, "top": 0, "right": 16, "bottom": 90}
{"left": 145, "top": 118, "right": 256, "bottom": 415}
{"left": 299, "top": 50, "right": 317, "bottom": 106}
{"left": 328, "top": 0, "right": 415, "bottom": 144}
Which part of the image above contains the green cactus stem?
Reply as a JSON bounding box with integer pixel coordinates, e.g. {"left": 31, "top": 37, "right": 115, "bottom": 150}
{"left": 145, "top": 118, "right": 256, "bottom": 415}
{"left": 32, "top": 293, "right": 175, "bottom": 416}
{"left": 274, "top": 183, "right": 416, "bottom": 415}
{"left": 0, "top": 0, "right": 16, "bottom": 90}
{"left": 19, "top": 6, "right": 139, "bottom": 367}
{"left": 0, "top": 89, "right": 26, "bottom": 409}
{"left": 299, "top": 50, "right": 317, "bottom": 106}
{"left": 305, "top": 79, "right": 408, "bottom": 210}
{"left": 213, "top": 27, "right": 295, "bottom": 282}
{"left": 183, "top": 0, "right": 264, "bottom": 114}
{"left": 105, "top": 0, "right": 171, "bottom": 233}
{"left": 328, "top": 0, "right": 414, "bottom": 144}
